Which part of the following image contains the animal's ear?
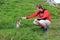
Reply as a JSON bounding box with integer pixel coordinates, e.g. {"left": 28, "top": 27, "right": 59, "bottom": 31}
{"left": 17, "top": 18, "right": 22, "bottom": 22}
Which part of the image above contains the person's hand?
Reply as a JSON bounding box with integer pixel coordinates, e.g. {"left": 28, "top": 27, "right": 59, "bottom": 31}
{"left": 21, "top": 17, "right": 27, "bottom": 20}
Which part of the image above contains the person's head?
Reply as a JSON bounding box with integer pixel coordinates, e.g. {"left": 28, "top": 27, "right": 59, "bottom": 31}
{"left": 36, "top": 4, "right": 44, "bottom": 12}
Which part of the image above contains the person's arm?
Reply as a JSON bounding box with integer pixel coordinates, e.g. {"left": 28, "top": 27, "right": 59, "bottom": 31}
{"left": 21, "top": 10, "right": 39, "bottom": 20}
{"left": 26, "top": 10, "right": 39, "bottom": 19}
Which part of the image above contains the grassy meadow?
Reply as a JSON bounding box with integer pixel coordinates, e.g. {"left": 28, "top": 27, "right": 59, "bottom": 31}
{"left": 0, "top": 0, "right": 60, "bottom": 40}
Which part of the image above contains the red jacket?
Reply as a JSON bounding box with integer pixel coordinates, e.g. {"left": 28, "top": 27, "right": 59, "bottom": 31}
{"left": 27, "top": 9, "right": 52, "bottom": 22}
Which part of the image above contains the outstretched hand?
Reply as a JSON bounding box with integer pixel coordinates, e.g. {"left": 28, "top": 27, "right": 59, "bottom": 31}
{"left": 21, "top": 17, "right": 27, "bottom": 20}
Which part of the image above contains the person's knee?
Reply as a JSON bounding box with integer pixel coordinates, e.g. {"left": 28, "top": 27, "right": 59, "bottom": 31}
{"left": 33, "top": 21, "right": 39, "bottom": 25}
{"left": 33, "top": 21, "right": 37, "bottom": 25}
{"left": 38, "top": 20, "right": 46, "bottom": 26}
{"left": 33, "top": 21, "right": 36, "bottom": 24}
{"left": 39, "top": 22, "right": 47, "bottom": 28}
{"left": 40, "top": 22, "right": 46, "bottom": 26}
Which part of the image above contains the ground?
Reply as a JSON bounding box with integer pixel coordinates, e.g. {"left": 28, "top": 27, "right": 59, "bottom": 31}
{"left": 0, "top": 0, "right": 60, "bottom": 40}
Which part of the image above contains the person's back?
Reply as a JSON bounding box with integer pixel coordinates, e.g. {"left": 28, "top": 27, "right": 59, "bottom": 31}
{"left": 37, "top": 9, "right": 52, "bottom": 22}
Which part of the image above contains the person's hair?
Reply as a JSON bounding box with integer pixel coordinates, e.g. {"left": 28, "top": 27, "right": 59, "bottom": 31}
{"left": 37, "top": 4, "right": 43, "bottom": 9}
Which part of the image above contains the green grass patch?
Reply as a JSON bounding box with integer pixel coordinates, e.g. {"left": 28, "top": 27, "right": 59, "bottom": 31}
{"left": 0, "top": 0, "right": 60, "bottom": 40}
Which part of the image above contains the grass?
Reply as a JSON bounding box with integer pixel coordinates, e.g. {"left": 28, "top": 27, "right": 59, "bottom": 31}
{"left": 0, "top": 19, "right": 60, "bottom": 40}
{"left": 0, "top": 0, "right": 60, "bottom": 40}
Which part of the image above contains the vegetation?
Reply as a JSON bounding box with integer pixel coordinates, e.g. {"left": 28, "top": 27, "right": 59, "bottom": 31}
{"left": 0, "top": 0, "right": 60, "bottom": 40}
